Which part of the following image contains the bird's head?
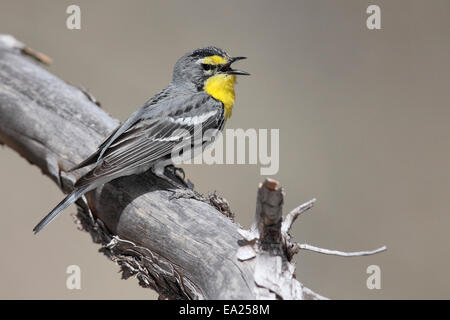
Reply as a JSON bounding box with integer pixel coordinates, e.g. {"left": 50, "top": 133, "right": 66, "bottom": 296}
{"left": 172, "top": 46, "right": 249, "bottom": 88}
{"left": 172, "top": 47, "right": 249, "bottom": 119}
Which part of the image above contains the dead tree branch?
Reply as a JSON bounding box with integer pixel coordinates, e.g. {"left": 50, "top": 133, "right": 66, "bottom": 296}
{"left": 0, "top": 35, "right": 384, "bottom": 300}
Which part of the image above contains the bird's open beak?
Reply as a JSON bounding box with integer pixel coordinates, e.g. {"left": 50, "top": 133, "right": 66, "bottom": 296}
{"left": 221, "top": 56, "right": 250, "bottom": 76}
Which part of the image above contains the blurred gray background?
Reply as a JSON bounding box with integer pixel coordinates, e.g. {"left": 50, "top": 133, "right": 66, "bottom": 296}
{"left": 0, "top": 0, "right": 449, "bottom": 299}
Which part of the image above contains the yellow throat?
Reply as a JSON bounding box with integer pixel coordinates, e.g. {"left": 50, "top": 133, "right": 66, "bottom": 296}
{"left": 204, "top": 74, "right": 236, "bottom": 120}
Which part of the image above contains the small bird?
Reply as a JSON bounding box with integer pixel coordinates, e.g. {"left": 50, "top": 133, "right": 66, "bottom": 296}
{"left": 33, "top": 46, "right": 249, "bottom": 234}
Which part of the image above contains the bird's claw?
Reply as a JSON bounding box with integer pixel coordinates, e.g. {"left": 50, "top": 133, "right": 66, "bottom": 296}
{"left": 165, "top": 165, "right": 194, "bottom": 190}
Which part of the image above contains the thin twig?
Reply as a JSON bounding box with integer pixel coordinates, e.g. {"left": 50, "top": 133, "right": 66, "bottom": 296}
{"left": 295, "top": 243, "right": 386, "bottom": 257}
{"left": 0, "top": 34, "right": 52, "bottom": 65}
{"left": 281, "top": 198, "right": 316, "bottom": 234}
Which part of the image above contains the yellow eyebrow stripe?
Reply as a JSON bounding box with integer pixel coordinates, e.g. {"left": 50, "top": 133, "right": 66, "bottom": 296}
{"left": 202, "top": 55, "right": 228, "bottom": 65}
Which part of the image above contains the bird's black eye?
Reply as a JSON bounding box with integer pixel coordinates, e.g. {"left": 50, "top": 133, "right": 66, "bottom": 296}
{"left": 201, "top": 64, "right": 213, "bottom": 71}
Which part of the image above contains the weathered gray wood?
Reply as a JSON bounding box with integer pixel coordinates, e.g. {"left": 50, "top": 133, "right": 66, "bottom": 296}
{"left": 0, "top": 36, "right": 324, "bottom": 300}
{"left": 237, "top": 179, "right": 325, "bottom": 300}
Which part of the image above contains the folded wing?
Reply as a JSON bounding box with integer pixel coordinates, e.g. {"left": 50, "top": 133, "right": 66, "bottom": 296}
{"left": 75, "top": 94, "right": 223, "bottom": 188}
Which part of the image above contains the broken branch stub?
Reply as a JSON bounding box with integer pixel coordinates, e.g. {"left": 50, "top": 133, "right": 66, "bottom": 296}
{"left": 256, "top": 179, "right": 284, "bottom": 256}
{"left": 237, "top": 178, "right": 386, "bottom": 299}
{"left": 237, "top": 178, "right": 318, "bottom": 299}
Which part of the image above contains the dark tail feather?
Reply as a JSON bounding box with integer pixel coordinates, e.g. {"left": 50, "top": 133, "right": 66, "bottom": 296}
{"left": 33, "top": 184, "right": 91, "bottom": 234}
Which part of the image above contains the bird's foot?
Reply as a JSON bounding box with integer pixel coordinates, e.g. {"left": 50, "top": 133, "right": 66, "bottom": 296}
{"left": 153, "top": 165, "right": 198, "bottom": 200}
{"left": 165, "top": 165, "right": 194, "bottom": 190}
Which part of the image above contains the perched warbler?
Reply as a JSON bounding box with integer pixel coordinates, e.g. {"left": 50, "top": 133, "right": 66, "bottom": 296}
{"left": 33, "top": 46, "right": 249, "bottom": 234}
